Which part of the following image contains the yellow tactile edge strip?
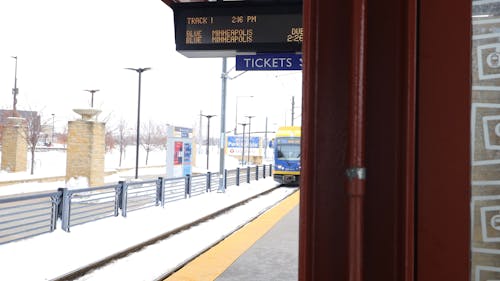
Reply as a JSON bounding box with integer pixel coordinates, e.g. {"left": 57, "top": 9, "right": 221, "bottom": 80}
{"left": 165, "top": 190, "right": 300, "bottom": 281}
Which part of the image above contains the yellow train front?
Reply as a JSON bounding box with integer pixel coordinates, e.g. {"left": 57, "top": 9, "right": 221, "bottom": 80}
{"left": 273, "top": 126, "right": 301, "bottom": 186}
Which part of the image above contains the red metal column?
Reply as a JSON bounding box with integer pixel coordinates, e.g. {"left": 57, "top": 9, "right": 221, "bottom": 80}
{"left": 301, "top": 0, "right": 418, "bottom": 280}
{"left": 346, "top": 0, "right": 368, "bottom": 280}
{"left": 300, "top": 0, "right": 351, "bottom": 279}
{"left": 417, "top": 0, "right": 471, "bottom": 280}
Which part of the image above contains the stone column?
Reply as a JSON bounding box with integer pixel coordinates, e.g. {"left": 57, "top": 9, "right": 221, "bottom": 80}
{"left": 65, "top": 109, "right": 105, "bottom": 187}
{"left": 1, "top": 117, "right": 27, "bottom": 172}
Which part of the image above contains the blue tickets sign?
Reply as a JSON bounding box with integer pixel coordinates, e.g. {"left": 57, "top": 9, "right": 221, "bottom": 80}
{"left": 236, "top": 53, "right": 302, "bottom": 71}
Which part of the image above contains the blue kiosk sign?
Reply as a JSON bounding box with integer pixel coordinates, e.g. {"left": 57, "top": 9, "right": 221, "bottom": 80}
{"left": 236, "top": 53, "right": 302, "bottom": 71}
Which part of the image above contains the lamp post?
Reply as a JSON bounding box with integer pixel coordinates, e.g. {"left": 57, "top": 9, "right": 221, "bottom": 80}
{"left": 245, "top": 115, "right": 255, "bottom": 164}
{"left": 201, "top": 114, "right": 216, "bottom": 170}
{"left": 51, "top": 114, "right": 55, "bottom": 144}
{"left": 234, "top": 95, "right": 253, "bottom": 135}
{"left": 264, "top": 116, "right": 268, "bottom": 159}
{"left": 11, "top": 56, "right": 18, "bottom": 116}
{"left": 84, "top": 89, "right": 100, "bottom": 108}
{"left": 125, "top": 67, "right": 151, "bottom": 179}
{"left": 239, "top": 123, "right": 248, "bottom": 165}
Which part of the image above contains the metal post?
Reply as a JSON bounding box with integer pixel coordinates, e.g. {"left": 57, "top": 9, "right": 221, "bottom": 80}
{"left": 201, "top": 114, "right": 216, "bottom": 170}
{"left": 239, "top": 123, "right": 247, "bottom": 165}
{"left": 60, "top": 188, "right": 71, "bottom": 232}
{"left": 51, "top": 191, "right": 62, "bottom": 231}
{"left": 346, "top": 0, "right": 368, "bottom": 279}
{"left": 185, "top": 174, "right": 191, "bottom": 198}
{"left": 224, "top": 169, "right": 228, "bottom": 189}
{"left": 11, "top": 56, "right": 18, "bottom": 116}
{"left": 121, "top": 182, "right": 129, "bottom": 217}
{"left": 115, "top": 182, "right": 124, "bottom": 216}
{"left": 206, "top": 116, "right": 211, "bottom": 169}
{"left": 51, "top": 113, "right": 55, "bottom": 144}
{"left": 136, "top": 73, "right": 142, "bottom": 179}
{"left": 125, "top": 68, "right": 151, "bottom": 179}
{"left": 235, "top": 95, "right": 253, "bottom": 134}
{"left": 245, "top": 116, "right": 255, "bottom": 164}
{"left": 236, "top": 167, "right": 240, "bottom": 186}
{"left": 156, "top": 177, "right": 163, "bottom": 206}
{"left": 264, "top": 117, "right": 268, "bottom": 159}
{"left": 207, "top": 172, "right": 212, "bottom": 192}
{"left": 84, "top": 89, "right": 99, "bottom": 108}
{"left": 199, "top": 110, "right": 203, "bottom": 151}
{"left": 218, "top": 58, "right": 227, "bottom": 192}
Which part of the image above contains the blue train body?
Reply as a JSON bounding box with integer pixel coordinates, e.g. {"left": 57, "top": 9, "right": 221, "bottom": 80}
{"left": 273, "top": 126, "right": 301, "bottom": 185}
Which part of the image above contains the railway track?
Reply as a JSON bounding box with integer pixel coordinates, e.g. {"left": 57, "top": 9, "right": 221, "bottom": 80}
{"left": 52, "top": 186, "right": 297, "bottom": 281}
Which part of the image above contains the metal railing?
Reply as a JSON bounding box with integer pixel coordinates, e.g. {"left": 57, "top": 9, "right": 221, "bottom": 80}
{"left": 60, "top": 184, "right": 120, "bottom": 232}
{"left": 0, "top": 191, "right": 62, "bottom": 244}
{"left": 0, "top": 165, "right": 272, "bottom": 245}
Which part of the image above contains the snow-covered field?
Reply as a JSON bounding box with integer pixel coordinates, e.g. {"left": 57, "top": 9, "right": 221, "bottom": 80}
{"left": 0, "top": 144, "right": 251, "bottom": 196}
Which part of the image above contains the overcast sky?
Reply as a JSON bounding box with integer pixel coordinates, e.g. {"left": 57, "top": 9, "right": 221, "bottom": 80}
{"left": 0, "top": 0, "right": 302, "bottom": 134}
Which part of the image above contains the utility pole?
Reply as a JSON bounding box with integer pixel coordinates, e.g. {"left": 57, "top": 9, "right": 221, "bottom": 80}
{"left": 199, "top": 110, "right": 203, "bottom": 149}
{"left": 234, "top": 95, "right": 253, "bottom": 135}
{"left": 51, "top": 114, "right": 55, "bottom": 144}
{"left": 201, "top": 114, "right": 216, "bottom": 170}
{"left": 125, "top": 67, "right": 151, "bottom": 179}
{"left": 218, "top": 57, "right": 227, "bottom": 192}
{"left": 239, "top": 123, "right": 248, "bottom": 166}
{"left": 11, "top": 56, "right": 19, "bottom": 116}
{"left": 245, "top": 115, "right": 255, "bottom": 164}
{"left": 291, "top": 96, "right": 295, "bottom": 126}
{"left": 264, "top": 117, "right": 268, "bottom": 159}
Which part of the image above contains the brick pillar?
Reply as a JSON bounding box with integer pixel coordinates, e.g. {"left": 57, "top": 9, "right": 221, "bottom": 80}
{"left": 66, "top": 109, "right": 105, "bottom": 187}
{"left": 1, "top": 117, "right": 27, "bottom": 172}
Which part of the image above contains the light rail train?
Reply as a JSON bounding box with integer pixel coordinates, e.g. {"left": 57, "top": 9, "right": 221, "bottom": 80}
{"left": 273, "top": 126, "right": 301, "bottom": 185}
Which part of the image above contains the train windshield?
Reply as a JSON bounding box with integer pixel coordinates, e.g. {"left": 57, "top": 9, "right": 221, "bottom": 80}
{"left": 276, "top": 138, "right": 301, "bottom": 161}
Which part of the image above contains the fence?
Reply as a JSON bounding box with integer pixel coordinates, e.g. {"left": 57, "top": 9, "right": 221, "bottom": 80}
{"left": 0, "top": 165, "right": 272, "bottom": 245}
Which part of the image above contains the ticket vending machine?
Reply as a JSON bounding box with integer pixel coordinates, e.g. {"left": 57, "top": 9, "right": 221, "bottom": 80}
{"left": 166, "top": 126, "right": 193, "bottom": 178}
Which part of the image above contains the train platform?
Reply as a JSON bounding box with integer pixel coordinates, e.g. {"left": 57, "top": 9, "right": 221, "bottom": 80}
{"left": 165, "top": 189, "right": 300, "bottom": 281}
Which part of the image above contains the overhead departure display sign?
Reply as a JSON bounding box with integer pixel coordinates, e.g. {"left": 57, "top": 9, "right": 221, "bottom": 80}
{"left": 236, "top": 53, "right": 302, "bottom": 71}
{"left": 173, "top": 2, "right": 302, "bottom": 58}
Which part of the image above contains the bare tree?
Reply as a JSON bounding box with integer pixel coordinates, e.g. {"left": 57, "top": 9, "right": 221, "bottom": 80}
{"left": 23, "top": 112, "right": 48, "bottom": 175}
{"left": 60, "top": 124, "right": 68, "bottom": 148}
{"left": 105, "top": 129, "right": 115, "bottom": 153}
{"left": 140, "top": 120, "right": 166, "bottom": 165}
{"left": 116, "top": 118, "right": 130, "bottom": 167}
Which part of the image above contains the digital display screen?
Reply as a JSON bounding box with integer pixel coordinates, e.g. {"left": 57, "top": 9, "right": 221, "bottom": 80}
{"left": 277, "top": 138, "right": 301, "bottom": 145}
{"left": 173, "top": 2, "right": 302, "bottom": 57}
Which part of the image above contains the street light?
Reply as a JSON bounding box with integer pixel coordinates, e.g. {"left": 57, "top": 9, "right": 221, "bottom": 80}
{"left": 11, "top": 56, "right": 18, "bottom": 116}
{"left": 245, "top": 115, "right": 255, "bottom": 164}
{"left": 84, "top": 89, "right": 100, "bottom": 108}
{"left": 51, "top": 114, "right": 55, "bottom": 144}
{"left": 234, "top": 95, "right": 253, "bottom": 134}
{"left": 239, "top": 123, "right": 248, "bottom": 166}
{"left": 201, "top": 114, "right": 216, "bottom": 170}
{"left": 125, "top": 67, "right": 151, "bottom": 179}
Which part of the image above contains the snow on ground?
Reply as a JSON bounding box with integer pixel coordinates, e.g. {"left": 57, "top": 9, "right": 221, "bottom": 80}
{"left": 0, "top": 145, "right": 258, "bottom": 196}
{"left": 0, "top": 145, "right": 283, "bottom": 281}
{"left": 0, "top": 179, "right": 283, "bottom": 281}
